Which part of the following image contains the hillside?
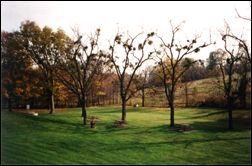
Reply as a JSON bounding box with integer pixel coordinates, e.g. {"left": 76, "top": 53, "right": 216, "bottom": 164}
{"left": 128, "top": 75, "right": 251, "bottom": 108}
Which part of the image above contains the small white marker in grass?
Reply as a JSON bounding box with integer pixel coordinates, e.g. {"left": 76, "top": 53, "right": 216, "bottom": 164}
{"left": 28, "top": 112, "right": 39, "bottom": 116}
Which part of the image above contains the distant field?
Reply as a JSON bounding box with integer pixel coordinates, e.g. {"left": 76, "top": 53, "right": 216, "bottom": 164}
{"left": 1, "top": 106, "right": 251, "bottom": 164}
{"left": 128, "top": 76, "right": 251, "bottom": 108}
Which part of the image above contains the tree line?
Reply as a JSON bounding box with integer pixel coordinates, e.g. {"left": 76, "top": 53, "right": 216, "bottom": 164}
{"left": 1, "top": 18, "right": 250, "bottom": 129}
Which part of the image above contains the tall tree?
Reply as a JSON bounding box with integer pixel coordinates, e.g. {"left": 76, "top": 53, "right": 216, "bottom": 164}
{"left": 215, "top": 48, "right": 240, "bottom": 129}
{"left": 155, "top": 21, "right": 214, "bottom": 127}
{"left": 108, "top": 31, "right": 154, "bottom": 122}
{"left": 234, "top": 5, "right": 251, "bottom": 109}
{"left": 219, "top": 21, "right": 250, "bottom": 129}
{"left": 1, "top": 31, "right": 32, "bottom": 111}
{"left": 221, "top": 28, "right": 250, "bottom": 109}
{"left": 56, "top": 28, "right": 107, "bottom": 125}
{"left": 20, "top": 20, "right": 69, "bottom": 114}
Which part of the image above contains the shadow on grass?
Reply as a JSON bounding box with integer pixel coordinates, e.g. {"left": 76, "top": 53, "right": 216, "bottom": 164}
{"left": 191, "top": 119, "right": 250, "bottom": 132}
{"left": 93, "top": 108, "right": 145, "bottom": 114}
{"left": 101, "top": 135, "right": 250, "bottom": 151}
{"left": 33, "top": 113, "right": 250, "bottom": 135}
{"left": 145, "top": 116, "right": 251, "bottom": 134}
{"left": 182, "top": 110, "right": 228, "bottom": 119}
{"left": 3, "top": 111, "right": 92, "bottom": 132}
{"left": 5, "top": 108, "right": 250, "bottom": 135}
{"left": 93, "top": 109, "right": 121, "bottom": 114}
{"left": 24, "top": 114, "right": 78, "bottom": 126}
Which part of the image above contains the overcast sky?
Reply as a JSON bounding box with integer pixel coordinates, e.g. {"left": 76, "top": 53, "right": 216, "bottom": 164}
{"left": 1, "top": 1, "right": 251, "bottom": 61}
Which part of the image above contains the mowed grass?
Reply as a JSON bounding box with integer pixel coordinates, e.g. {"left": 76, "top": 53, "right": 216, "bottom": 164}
{"left": 1, "top": 106, "right": 251, "bottom": 165}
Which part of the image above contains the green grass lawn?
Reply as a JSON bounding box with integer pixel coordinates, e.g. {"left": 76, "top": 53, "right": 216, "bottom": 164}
{"left": 1, "top": 106, "right": 251, "bottom": 165}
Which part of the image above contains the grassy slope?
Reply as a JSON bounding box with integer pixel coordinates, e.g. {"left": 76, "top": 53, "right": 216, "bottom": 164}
{"left": 1, "top": 106, "right": 251, "bottom": 165}
{"left": 129, "top": 75, "right": 251, "bottom": 108}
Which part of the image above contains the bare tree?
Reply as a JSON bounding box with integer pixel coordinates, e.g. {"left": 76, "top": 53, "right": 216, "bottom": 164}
{"left": 108, "top": 31, "right": 154, "bottom": 122}
{"left": 222, "top": 17, "right": 250, "bottom": 109}
{"left": 56, "top": 28, "right": 107, "bottom": 125}
{"left": 235, "top": 8, "right": 251, "bottom": 21}
{"left": 234, "top": 5, "right": 251, "bottom": 109}
{"left": 219, "top": 22, "right": 250, "bottom": 129}
{"left": 155, "top": 21, "right": 214, "bottom": 127}
{"left": 133, "top": 67, "right": 155, "bottom": 107}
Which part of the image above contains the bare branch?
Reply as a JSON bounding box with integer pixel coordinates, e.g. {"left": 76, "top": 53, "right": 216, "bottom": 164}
{"left": 235, "top": 8, "right": 251, "bottom": 21}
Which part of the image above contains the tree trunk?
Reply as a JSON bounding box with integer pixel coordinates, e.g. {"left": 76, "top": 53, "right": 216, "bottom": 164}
{"left": 227, "top": 98, "right": 233, "bottom": 130}
{"left": 141, "top": 89, "right": 145, "bottom": 107}
{"left": 48, "top": 96, "right": 50, "bottom": 110}
{"left": 228, "top": 107, "right": 233, "bottom": 130}
{"left": 81, "top": 98, "right": 87, "bottom": 125}
{"left": 86, "top": 95, "right": 89, "bottom": 107}
{"left": 82, "top": 104, "right": 87, "bottom": 125}
{"left": 49, "top": 93, "right": 55, "bottom": 114}
{"left": 48, "top": 77, "right": 55, "bottom": 114}
{"left": 121, "top": 99, "right": 126, "bottom": 122}
{"left": 170, "top": 102, "right": 175, "bottom": 127}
